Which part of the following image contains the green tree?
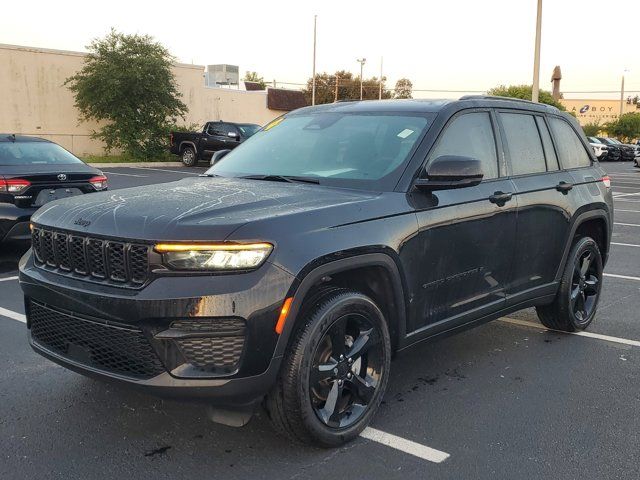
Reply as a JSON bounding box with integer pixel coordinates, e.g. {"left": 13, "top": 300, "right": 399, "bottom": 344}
{"left": 487, "top": 84, "right": 566, "bottom": 110}
{"left": 582, "top": 121, "right": 601, "bottom": 137}
{"left": 302, "top": 70, "right": 392, "bottom": 105}
{"left": 65, "top": 29, "right": 187, "bottom": 159}
{"left": 604, "top": 113, "right": 640, "bottom": 142}
{"left": 394, "top": 78, "right": 413, "bottom": 99}
{"left": 243, "top": 71, "right": 266, "bottom": 89}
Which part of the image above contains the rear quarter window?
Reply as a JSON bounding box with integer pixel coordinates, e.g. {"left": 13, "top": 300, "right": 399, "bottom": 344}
{"left": 548, "top": 117, "right": 591, "bottom": 169}
{"left": 499, "top": 112, "right": 546, "bottom": 176}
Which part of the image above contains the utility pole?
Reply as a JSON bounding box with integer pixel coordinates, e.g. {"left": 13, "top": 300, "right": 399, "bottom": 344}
{"left": 620, "top": 70, "right": 629, "bottom": 116}
{"left": 334, "top": 75, "right": 339, "bottom": 102}
{"left": 357, "top": 58, "right": 366, "bottom": 100}
{"left": 312, "top": 15, "right": 317, "bottom": 105}
{"left": 532, "top": 0, "right": 542, "bottom": 103}
{"left": 379, "top": 57, "right": 383, "bottom": 100}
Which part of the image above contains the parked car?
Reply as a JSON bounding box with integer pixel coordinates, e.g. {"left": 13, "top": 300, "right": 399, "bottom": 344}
{"left": 0, "top": 135, "right": 106, "bottom": 243}
{"left": 596, "top": 137, "right": 635, "bottom": 161}
{"left": 21, "top": 97, "right": 612, "bottom": 447}
{"left": 589, "top": 137, "right": 620, "bottom": 161}
{"left": 169, "top": 121, "right": 261, "bottom": 166}
{"left": 587, "top": 136, "right": 609, "bottom": 160}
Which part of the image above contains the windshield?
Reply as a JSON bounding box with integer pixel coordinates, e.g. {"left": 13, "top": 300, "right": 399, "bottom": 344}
{"left": 599, "top": 138, "right": 615, "bottom": 145}
{"left": 237, "top": 124, "right": 261, "bottom": 137}
{"left": 207, "top": 112, "right": 433, "bottom": 190}
{"left": 609, "top": 138, "right": 622, "bottom": 144}
{"left": 0, "top": 142, "right": 84, "bottom": 166}
{"left": 589, "top": 137, "right": 602, "bottom": 144}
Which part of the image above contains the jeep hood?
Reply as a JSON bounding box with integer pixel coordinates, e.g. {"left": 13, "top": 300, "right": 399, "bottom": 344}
{"left": 31, "top": 176, "right": 387, "bottom": 241}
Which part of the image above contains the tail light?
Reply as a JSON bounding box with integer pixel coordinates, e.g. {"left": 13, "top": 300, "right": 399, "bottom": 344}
{"left": 602, "top": 176, "right": 611, "bottom": 188}
{"left": 89, "top": 175, "right": 108, "bottom": 190}
{"left": 0, "top": 178, "right": 31, "bottom": 194}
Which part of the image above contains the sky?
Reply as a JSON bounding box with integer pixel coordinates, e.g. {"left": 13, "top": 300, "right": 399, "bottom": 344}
{"left": 1, "top": 0, "right": 638, "bottom": 99}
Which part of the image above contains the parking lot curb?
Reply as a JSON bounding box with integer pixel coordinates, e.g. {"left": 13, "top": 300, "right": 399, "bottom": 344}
{"left": 87, "top": 162, "right": 185, "bottom": 168}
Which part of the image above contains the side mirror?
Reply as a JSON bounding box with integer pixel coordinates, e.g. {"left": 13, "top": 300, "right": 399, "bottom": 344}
{"left": 228, "top": 131, "right": 239, "bottom": 140}
{"left": 211, "top": 149, "right": 231, "bottom": 166}
{"left": 415, "top": 155, "right": 484, "bottom": 191}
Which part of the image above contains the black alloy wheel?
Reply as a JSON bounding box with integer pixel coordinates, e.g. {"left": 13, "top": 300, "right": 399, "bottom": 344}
{"left": 536, "top": 237, "right": 603, "bottom": 331}
{"left": 266, "top": 289, "right": 391, "bottom": 446}
{"left": 570, "top": 249, "right": 600, "bottom": 326}
{"left": 310, "top": 313, "right": 384, "bottom": 429}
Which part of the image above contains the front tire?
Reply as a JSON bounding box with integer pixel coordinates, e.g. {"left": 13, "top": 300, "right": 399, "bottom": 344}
{"left": 181, "top": 146, "right": 197, "bottom": 167}
{"left": 536, "top": 237, "right": 603, "bottom": 331}
{"left": 266, "top": 289, "right": 391, "bottom": 447}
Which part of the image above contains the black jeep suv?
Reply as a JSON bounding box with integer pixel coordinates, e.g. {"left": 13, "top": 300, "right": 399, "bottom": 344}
{"left": 20, "top": 97, "right": 613, "bottom": 446}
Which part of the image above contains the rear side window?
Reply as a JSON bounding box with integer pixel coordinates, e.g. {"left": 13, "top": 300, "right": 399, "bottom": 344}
{"left": 549, "top": 117, "right": 591, "bottom": 169}
{"left": 535, "top": 117, "right": 559, "bottom": 171}
{"left": 429, "top": 112, "right": 498, "bottom": 179}
{"left": 499, "top": 113, "right": 546, "bottom": 176}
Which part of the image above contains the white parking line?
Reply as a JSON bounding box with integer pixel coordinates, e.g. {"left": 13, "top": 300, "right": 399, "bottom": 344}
{"left": 614, "top": 222, "right": 640, "bottom": 227}
{"left": 500, "top": 317, "right": 640, "bottom": 348}
{"left": 612, "top": 185, "right": 640, "bottom": 190}
{"left": 0, "top": 307, "right": 25, "bottom": 323}
{"left": 0, "top": 276, "right": 18, "bottom": 282}
{"left": 360, "top": 427, "right": 450, "bottom": 463}
{"left": 604, "top": 272, "right": 640, "bottom": 281}
{"left": 612, "top": 242, "right": 640, "bottom": 248}
{"left": 103, "top": 171, "right": 148, "bottom": 178}
{"left": 615, "top": 209, "right": 640, "bottom": 213}
{"left": 127, "top": 167, "right": 201, "bottom": 175}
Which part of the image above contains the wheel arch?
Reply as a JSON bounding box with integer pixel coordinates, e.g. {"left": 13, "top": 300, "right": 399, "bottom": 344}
{"left": 555, "top": 208, "right": 611, "bottom": 281}
{"left": 179, "top": 141, "right": 198, "bottom": 154}
{"left": 274, "top": 253, "right": 408, "bottom": 357}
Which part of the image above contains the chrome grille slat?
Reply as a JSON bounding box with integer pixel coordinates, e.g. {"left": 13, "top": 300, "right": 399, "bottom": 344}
{"left": 32, "top": 227, "right": 149, "bottom": 288}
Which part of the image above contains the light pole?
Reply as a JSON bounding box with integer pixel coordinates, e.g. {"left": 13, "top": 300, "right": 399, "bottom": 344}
{"left": 531, "top": 0, "right": 543, "bottom": 103}
{"left": 357, "top": 58, "right": 366, "bottom": 100}
{"left": 379, "top": 57, "right": 383, "bottom": 100}
{"left": 312, "top": 15, "right": 317, "bottom": 106}
{"left": 620, "top": 69, "right": 629, "bottom": 117}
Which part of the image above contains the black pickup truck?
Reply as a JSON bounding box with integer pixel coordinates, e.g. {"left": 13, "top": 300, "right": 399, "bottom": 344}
{"left": 169, "top": 121, "right": 261, "bottom": 166}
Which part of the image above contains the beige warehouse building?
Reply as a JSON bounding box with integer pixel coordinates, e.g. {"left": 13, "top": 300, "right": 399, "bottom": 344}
{"left": 0, "top": 44, "right": 287, "bottom": 155}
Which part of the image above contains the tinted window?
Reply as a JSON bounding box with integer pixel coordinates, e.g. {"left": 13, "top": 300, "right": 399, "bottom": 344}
{"left": 237, "top": 124, "right": 260, "bottom": 137}
{"left": 208, "top": 112, "right": 433, "bottom": 191}
{"left": 549, "top": 118, "right": 591, "bottom": 168}
{"left": 209, "top": 123, "right": 229, "bottom": 136}
{"left": 0, "top": 142, "right": 83, "bottom": 166}
{"left": 499, "top": 113, "right": 546, "bottom": 176}
{"left": 429, "top": 112, "right": 498, "bottom": 179}
{"left": 536, "top": 117, "right": 559, "bottom": 170}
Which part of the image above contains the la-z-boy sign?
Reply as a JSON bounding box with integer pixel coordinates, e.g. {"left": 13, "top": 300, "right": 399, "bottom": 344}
{"left": 574, "top": 104, "right": 616, "bottom": 115}
{"left": 559, "top": 99, "right": 628, "bottom": 125}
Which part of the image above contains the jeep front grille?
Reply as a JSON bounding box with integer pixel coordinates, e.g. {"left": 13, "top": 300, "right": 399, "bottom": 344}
{"left": 31, "top": 226, "right": 150, "bottom": 288}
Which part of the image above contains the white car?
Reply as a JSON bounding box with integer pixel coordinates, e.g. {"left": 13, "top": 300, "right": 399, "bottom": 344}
{"left": 587, "top": 137, "right": 609, "bottom": 160}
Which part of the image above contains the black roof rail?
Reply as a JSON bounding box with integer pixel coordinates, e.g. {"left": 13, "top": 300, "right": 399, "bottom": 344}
{"left": 459, "top": 94, "right": 557, "bottom": 108}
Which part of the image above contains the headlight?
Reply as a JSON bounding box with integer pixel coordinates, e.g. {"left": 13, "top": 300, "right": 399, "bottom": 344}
{"left": 154, "top": 243, "right": 273, "bottom": 271}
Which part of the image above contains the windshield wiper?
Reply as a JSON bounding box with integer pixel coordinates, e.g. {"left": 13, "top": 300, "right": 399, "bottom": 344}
{"left": 240, "top": 174, "right": 320, "bottom": 184}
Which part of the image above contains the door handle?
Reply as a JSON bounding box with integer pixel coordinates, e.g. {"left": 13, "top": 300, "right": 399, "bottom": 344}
{"left": 489, "top": 191, "right": 513, "bottom": 205}
{"left": 556, "top": 181, "right": 573, "bottom": 193}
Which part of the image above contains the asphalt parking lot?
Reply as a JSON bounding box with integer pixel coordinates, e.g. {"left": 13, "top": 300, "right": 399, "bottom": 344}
{"left": 1, "top": 163, "right": 639, "bottom": 479}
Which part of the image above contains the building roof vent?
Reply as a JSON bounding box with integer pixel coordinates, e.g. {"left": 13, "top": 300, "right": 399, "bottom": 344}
{"left": 205, "top": 64, "right": 239, "bottom": 88}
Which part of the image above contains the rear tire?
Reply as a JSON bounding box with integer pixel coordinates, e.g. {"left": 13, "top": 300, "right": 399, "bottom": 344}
{"left": 181, "top": 146, "right": 197, "bottom": 167}
{"left": 536, "top": 237, "right": 603, "bottom": 332}
{"left": 266, "top": 289, "right": 391, "bottom": 447}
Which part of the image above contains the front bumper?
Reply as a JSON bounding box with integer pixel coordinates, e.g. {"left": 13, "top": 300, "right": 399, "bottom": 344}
{"left": 19, "top": 251, "right": 295, "bottom": 406}
{"left": 0, "top": 203, "right": 36, "bottom": 242}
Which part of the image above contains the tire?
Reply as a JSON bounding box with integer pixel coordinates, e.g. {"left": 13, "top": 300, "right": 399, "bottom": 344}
{"left": 266, "top": 289, "right": 391, "bottom": 447}
{"left": 536, "top": 237, "right": 603, "bottom": 332}
{"left": 181, "top": 146, "right": 197, "bottom": 167}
